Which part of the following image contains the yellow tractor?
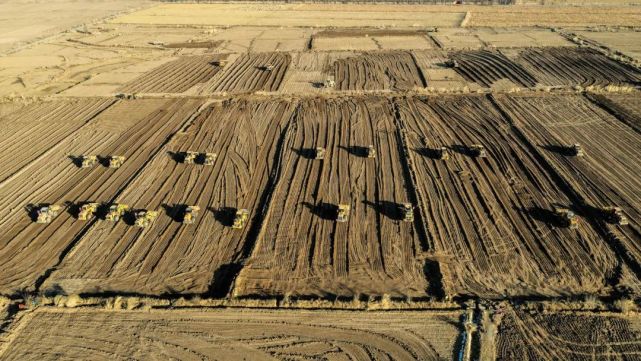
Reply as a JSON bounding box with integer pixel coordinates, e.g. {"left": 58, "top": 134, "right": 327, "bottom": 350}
{"left": 435, "top": 147, "right": 450, "bottom": 160}
{"left": 109, "top": 156, "right": 126, "bottom": 168}
{"left": 232, "top": 209, "right": 249, "bottom": 229}
{"left": 602, "top": 206, "right": 628, "bottom": 226}
{"left": 315, "top": 147, "right": 326, "bottom": 160}
{"left": 324, "top": 78, "right": 335, "bottom": 88}
{"left": 183, "top": 151, "right": 198, "bottom": 164}
{"left": 570, "top": 144, "right": 584, "bottom": 157}
{"left": 78, "top": 202, "right": 99, "bottom": 221}
{"left": 80, "top": 155, "right": 98, "bottom": 168}
{"left": 400, "top": 203, "right": 414, "bottom": 222}
{"left": 336, "top": 204, "right": 350, "bottom": 223}
{"left": 553, "top": 206, "right": 578, "bottom": 230}
{"left": 36, "top": 204, "right": 62, "bottom": 224}
{"left": 366, "top": 145, "right": 376, "bottom": 158}
{"left": 469, "top": 144, "right": 487, "bottom": 158}
{"left": 134, "top": 210, "right": 159, "bottom": 228}
{"left": 203, "top": 153, "right": 217, "bottom": 166}
{"left": 183, "top": 205, "right": 200, "bottom": 225}
{"left": 106, "top": 204, "right": 129, "bottom": 222}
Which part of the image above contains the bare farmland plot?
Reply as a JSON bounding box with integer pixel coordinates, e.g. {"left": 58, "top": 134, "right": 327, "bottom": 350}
{"left": 0, "top": 308, "right": 462, "bottom": 361}
{"left": 0, "top": 99, "right": 201, "bottom": 295}
{"left": 235, "top": 97, "right": 430, "bottom": 298}
{"left": 515, "top": 47, "right": 641, "bottom": 87}
{"left": 119, "top": 55, "right": 227, "bottom": 94}
{"left": 334, "top": 51, "right": 426, "bottom": 91}
{"left": 495, "top": 94, "right": 641, "bottom": 290}
{"left": 44, "top": 99, "right": 296, "bottom": 296}
{"left": 588, "top": 93, "right": 641, "bottom": 134}
{"left": 395, "top": 96, "right": 619, "bottom": 298}
{"left": 450, "top": 50, "right": 538, "bottom": 88}
{"left": 203, "top": 52, "right": 291, "bottom": 94}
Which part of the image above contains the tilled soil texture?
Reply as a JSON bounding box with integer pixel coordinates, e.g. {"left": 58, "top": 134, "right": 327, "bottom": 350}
{"left": 395, "top": 95, "right": 619, "bottom": 298}
{"left": 0, "top": 99, "right": 202, "bottom": 295}
{"left": 588, "top": 92, "right": 641, "bottom": 134}
{"left": 496, "top": 94, "right": 641, "bottom": 293}
{"left": 516, "top": 47, "right": 641, "bottom": 87}
{"left": 119, "top": 55, "right": 227, "bottom": 94}
{"left": 44, "top": 99, "right": 296, "bottom": 296}
{"left": 497, "top": 308, "right": 641, "bottom": 360}
{"left": 450, "top": 50, "right": 537, "bottom": 88}
{"left": 235, "top": 97, "right": 430, "bottom": 298}
{"left": 0, "top": 98, "right": 114, "bottom": 184}
{"left": 0, "top": 308, "right": 462, "bottom": 361}
{"left": 164, "top": 40, "right": 223, "bottom": 49}
{"left": 333, "top": 52, "right": 426, "bottom": 91}
{"left": 204, "top": 52, "right": 291, "bottom": 94}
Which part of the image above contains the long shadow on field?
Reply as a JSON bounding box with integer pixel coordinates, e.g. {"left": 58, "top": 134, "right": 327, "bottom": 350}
{"left": 210, "top": 206, "right": 236, "bottom": 227}
{"left": 363, "top": 200, "right": 404, "bottom": 221}
{"left": 68, "top": 155, "right": 84, "bottom": 168}
{"left": 292, "top": 147, "right": 317, "bottom": 159}
{"left": 525, "top": 205, "right": 577, "bottom": 228}
{"left": 162, "top": 203, "right": 185, "bottom": 222}
{"left": 339, "top": 145, "right": 370, "bottom": 158}
{"left": 302, "top": 202, "right": 337, "bottom": 220}
{"left": 208, "top": 262, "right": 244, "bottom": 298}
{"left": 415, "top": 147, "right": 448, "bottom": 160}
{"left": 540, "top": 144, "right": 580, "bottom": 157}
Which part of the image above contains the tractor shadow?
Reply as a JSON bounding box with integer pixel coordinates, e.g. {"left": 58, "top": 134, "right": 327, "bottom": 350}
{"left": 339, "top": 145, "right": 369, "bottom": 158}
{"left": 292, "top": 147, "right": 317, "bottom": 159}
{"left": 525, "top": 204, "right": 578, "bottom": 228}
{"left": 68, "top": 155, "right": 84, "bottom": 168}
{"left": 363, "top": 200, "right": 404, "bottom": 221}
{"left": 302, "top": 202, "right": 337, "bottom": 220}
{"left": 415, "top": 147, "right": 447, "bottom": 159}
{"left": 540, "top": 144, "right": 576, "bottom": 157}
{"left": 210, "top": 206, "right": 236, "bottom": 227}
{"left": 162, "top": 204, "right": 186, "bottom": 222}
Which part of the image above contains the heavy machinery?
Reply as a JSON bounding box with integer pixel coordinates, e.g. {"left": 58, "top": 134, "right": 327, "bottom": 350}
{"left": 182, "top": 151, "right": 198, "bottom": 164}
{"left": 134, "top": 210, "right": 159, "bottom": 228}
{"left": 260, "top": 64, "right": 275, "bottom": 72}
{"left": 183, "top": 205, "right": 200, "bottom": 224}
{"left": 211, "top": 59, "right": 227, "bottom": 67}
{"left": 36, "top": 204, "right": 61, "bottom": 224}
{"left": 366, "top": 145, "right": 376, "bottom": 158}
{"left": 602, "top": 206, "right": 629, "bottom": 226}
{"left": 203, "top": 153, "right": 217, "bottom": 166}
{"left": 77, "top": 202, "right": 99, "bottom": 221}
{"left": 324, "top": 79, "right": 335, "bottom": 88}
{"left": 569, "top": 144, "right": 584, "bottom": 157}
{"left": 336, "top": 204, "right": 350, "bottom": 223}
{"left": 106, "top": 204, "right": 129, "bottom": 222}
{"left": 400, "top": 203, "right": 414, "bottom": 222}
{"left": 232, "top": 209, "right": 249, "bottom": 229}
{"left": 447, "top": 59, "right": 460, "bottom": 68}
{"left": 109, "top": 156, "right": 126, "bottom": 168}
{"left": 315, "top": 147, "right": 326, "bottom": 160}
{"left": 554, "top": 206, "right": 578, "bottom": 229}
{"left": 435, "top": 147, "right": 449, "bottom": 160}
{"left": 469, "top": 144, "right": 487, "bottom": 158}
{"left": 80, "top": 155, "right": 98, "bottom": 168}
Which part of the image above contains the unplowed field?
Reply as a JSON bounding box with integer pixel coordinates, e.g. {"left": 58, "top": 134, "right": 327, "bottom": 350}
{"left": 119, "top": 55, "right": 226, "bottom": 94}
{"left": 0, "top": 99, "right": 201, "bottom": 295}
{"left": 0, "top": 308, "right": 461, "bottom": 361}
{"left": 496, "top": 94, "right": 641, "bottom": 291}
{"left": 497, "top": 308, "right": 641, "bottom": 360}
{"left": 0, "top": 98, "right": 113, "bottom": 184}
{"left": 334, "top": 52, "right": 426, "bottom": 91}
{"left": 516, "top": 47, "right": 641, "bottom": 87}
{"left": 44, "top": 99, "right": 296, "bottom": 296}
{"left": 235, "top": 97, "right": 430, "bottom": 298}
{"left": 589, "top": 93, "right": 641, "bottom": 134}
{"left": 204, "top": 53, "right": 291, "bottom": 94}
{"left": 450, "top": 50, "right": 537, "bottom": 88}
{"left": 395, "top": 96, "right": 618, "bottom": 298}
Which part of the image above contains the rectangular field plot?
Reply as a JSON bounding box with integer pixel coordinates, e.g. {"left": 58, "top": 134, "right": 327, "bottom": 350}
{"left": 396, "top": 96, "right": 619, "bottom": 298}
{"left": 235, "top": 97, "right": 430, "bottom": 298}
{"left": 0, "top": 98, "right": 113, "bottom": 184}
{"left": 515, "top": 47, "right": 641, "bottom": 87}
{"left": 203, "top": 52, "right": 291, "bottom": 94}
{"left": 119, "top": 55, "right": 226, "bottom": 94}
{"left": 589, "top": 92, "right": 641, "bottom": 134}
{"left": 44, "top": 100, "right": 296, "bottom": 296}
{"left": 334, "top": 51, "right": 426, "bottom": 91}
{"left": 0, "top": 99, "right": 201, "bottom": 295}
{"left": 497, "top": 308, "right": 641, "bottom": 361}
{"left": 496, "top": 94, "right": 641, "bottom": 291}
{"left": 450, "top": 50, "right": 538, "bottom": 88}
{"left": 0, "top": 308, "right": 462, "bottom": 361}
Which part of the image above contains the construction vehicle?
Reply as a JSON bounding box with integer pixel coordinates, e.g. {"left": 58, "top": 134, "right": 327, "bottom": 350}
{"left": 232, "top": 209, "right": 249, "bottom": 229}
{"left": 602, "top": 206, "right": 629, "bottom": 226}
{"left": 324, "top": 79, "right": 335, "bottom": 88}
{"left": 260, "top": 64, "right": 275, "bottom": 72}
{"left": 469, "top": 144, "right": 487, "bottom": 158}
{"left": 336, "top": 204, "right": 350, "bottom": 223}
{"left": 106, "top": 204, "right": 129, "bottom": 222}
{"left": 554, "top": 206, "right": 578, "bottom": 229}
{"left": 211, "top": 59, "right": 227, "bottom": 67}
{"left": 77, "top": 202, "right": 99, "bottom": 221}
{"left": 80, "top": 155, "right": 98, "bottom": 168}
{"left": 366, "top": 145, "right": 376, "bottom": 158}
{"left": 315, "top": 147, "right": 326, "bottom": 160}
{"left": 183, "top": 205, "right": 200, "bottom": 224}
{"left": 435, "top": 147, "right": 449, "bottom": 160}
{"left": 447, "top": 59, "right": 460, "bottom": 68}
{"left": 182, "top": 151, "right": 198, "bottom": 164}
{"left": 569, "top": 144, "right": 584, "bottom": 157}
{"left": 400, "top": 203, "right": 414, "bottom": 222}
{"left": 203, "top": 153, "right": 217, "bottom": 166}
{"left": 108, "top": 156, "right": 126, "bottom": 168}
{"left": 134, "top": 210, "right": 159, "bottom": 228}
{"left": 36, "top": 205, "right": 61, "bottom": 224}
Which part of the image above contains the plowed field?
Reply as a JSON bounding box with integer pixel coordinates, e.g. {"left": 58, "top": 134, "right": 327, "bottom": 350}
{"left": 235, "top": 97, "right": 430, "bottom": 298}
{"left": 450, "top": 50, "right": 537, "bottom": 88}
{"left": 395, "top": 95, "right": 619, "bottom": 298}
{"left": 204, "top": 52, "right": 291, "bottom": 94}
{"left": 334, "top": 51, "right": 426, "bottom": 91}
{"left": 588, "top": 92, "right": 641, "bottom": 134}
